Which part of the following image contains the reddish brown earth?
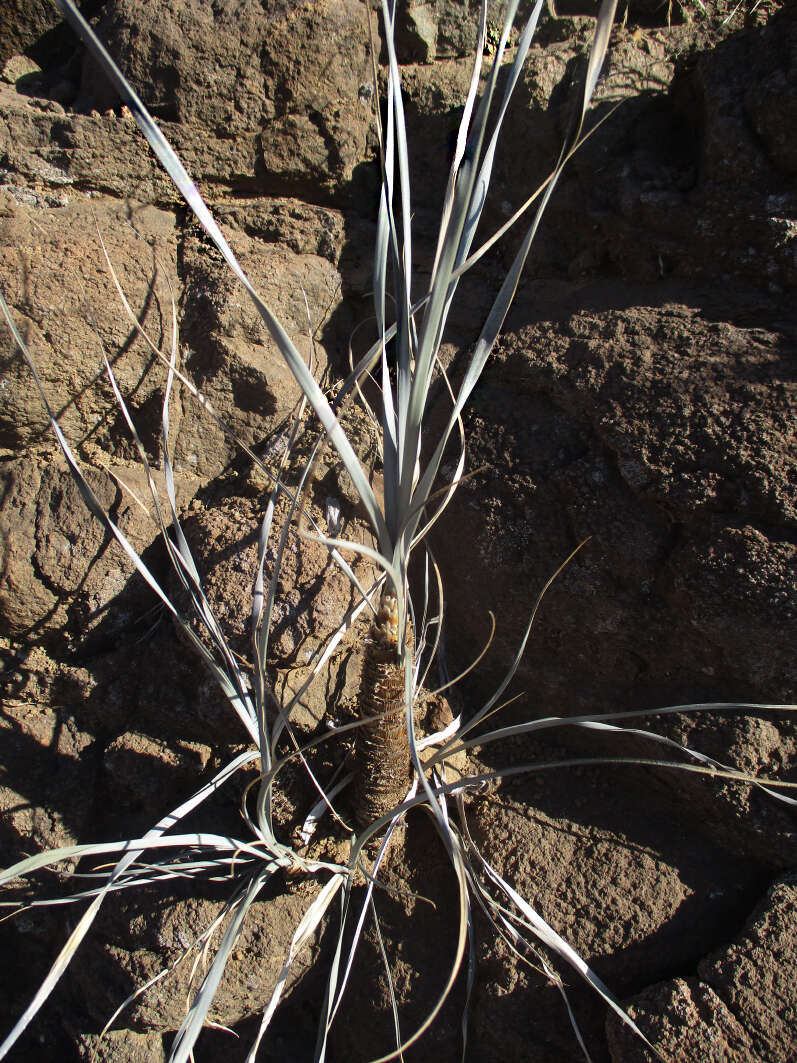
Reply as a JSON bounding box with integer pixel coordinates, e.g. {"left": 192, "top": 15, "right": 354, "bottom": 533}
{"left": 1, "top": 2, "right": 795, "bottom": 1061}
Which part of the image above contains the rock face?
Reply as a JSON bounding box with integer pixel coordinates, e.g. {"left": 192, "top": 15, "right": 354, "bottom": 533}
{"left": 0, "top": 2, "right": 795, "bottom": 1062}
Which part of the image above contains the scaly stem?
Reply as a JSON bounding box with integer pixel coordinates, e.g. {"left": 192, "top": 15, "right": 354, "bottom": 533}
{"left": 353, "top": 589, "right": 414, "bottom": 828}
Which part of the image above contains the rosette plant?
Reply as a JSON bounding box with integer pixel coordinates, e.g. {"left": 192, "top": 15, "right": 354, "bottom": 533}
{"left": 2, "top": 1, "right": 795, "bottom": 1060}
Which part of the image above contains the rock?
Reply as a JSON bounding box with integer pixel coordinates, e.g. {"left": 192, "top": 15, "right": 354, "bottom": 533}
{"left": 698, "top": 873, "right": 797, "bottom": 1063}
{"left": 442, "top": 294, "right": 797, "bottom": 686}
{"left": 0, "top": 191, "right": 178, "bottom": 454}
{"left": 0, "top": 1, "right": 63, "bottom": 67}
{"left": 398, "top": 56, "right": 488, "bottom": 212}
{"left": 84, "top": 0, "right": 278, "bottom": 134}
{"left": 0, "top": 74, "right": 257, "bottom": 199}
{"left": 562, "top": 8, "right": 797, "bottom": 291}
{"left": 437, "top": 294, "right": 797, "bottom": 866}
{"left": 78, "top": 1028, "right": 165, "bottom": 1063}
{"left": 0, "top": 452, "right": 197, "bottom": 649}
{"left": 103, "top": 731, "right": 211, "bottom": 808}
{"left": 607, "top": 977, "right": 757, "bottom": 1062}
{"left": 469, "top": 764, "right": 767, "bottom": 997}
{"left": 173, "top": 201, "right": 345, "bottom": 481}
{"left": 394, "top": 0, "right": 515, "bottom": 63}
{"left": 82, "top": 0, "right": 376, "bottom": 201}
{"left": 606, "top": 873, "right": 797, "bottom": 1062}
{"left": 72, "top": 884, "right": 328, "bottom": 1034}
{"left": 1, "top": 56, "right": 42, "bottom": 86}
{"left": 745, "top": 40, "right": 797, "bottom": 177}
{"left": 171, "top": 459, "right": 376, "bottom": 733}
{"left": 0, "top": 669, "right": 94, "bottom": 869}
{"left": 0, "top": 106, "right": 360, "bottom": 483}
